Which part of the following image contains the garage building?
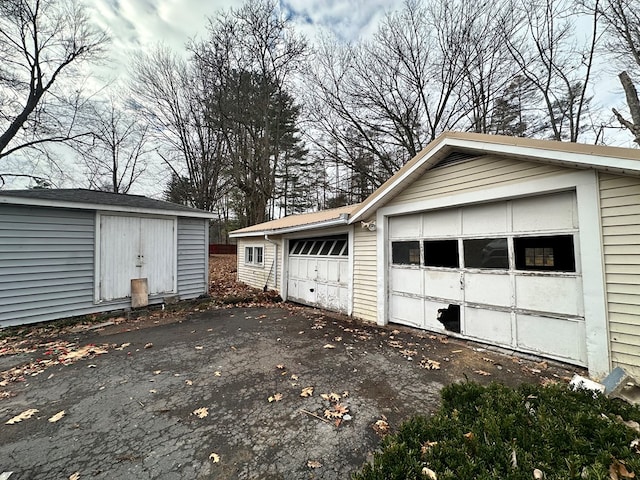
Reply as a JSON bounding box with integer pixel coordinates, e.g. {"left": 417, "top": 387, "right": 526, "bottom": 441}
{"left": 231, "top": 132, "right": 640, "bottom": 379}
{"left": 0, "top": 189, "right": 215, "bottom": 327}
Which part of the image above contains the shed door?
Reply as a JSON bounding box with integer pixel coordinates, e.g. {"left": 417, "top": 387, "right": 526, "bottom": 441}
{"left": 287, "top": 236, "right": 349, "bottom": 313}
{"left": 99, "top": 215, "right": 175, "bottom": 301}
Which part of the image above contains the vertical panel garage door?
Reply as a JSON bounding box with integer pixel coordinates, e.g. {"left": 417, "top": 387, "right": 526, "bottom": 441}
{"left": 99, "top": 215, "right": 175, "bottom": 301}
{"left": 287, "top": 236, "right": 349, "bottom": 313}
{"left": 388, "top": 191, "right": 587, "bottom": 365}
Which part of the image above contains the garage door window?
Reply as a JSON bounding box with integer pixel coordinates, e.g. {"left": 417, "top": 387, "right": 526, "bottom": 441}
{"left": 245, "top": 246, "right": 263, "bottom": 266}
{"left": 289, "top": 237, "right": 348, "bottom": 257}
{"left": 424, "top": 240, "right": 459, "bottom": 268}
{"left": 392, "top": 241, "right": 420, "bottom": 265}
{"left": 463, "top": 238, "right": 508, "bottom": 269}
{"left": 514, "top": 235, "right": 575, "bottom": 272}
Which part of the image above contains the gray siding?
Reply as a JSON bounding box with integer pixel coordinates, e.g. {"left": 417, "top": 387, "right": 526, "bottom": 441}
{"left": 177, "top": 218, "right": 208, "bottom": 299}
{"left": 0, "top": 205, "right": 97, "bottom": 327}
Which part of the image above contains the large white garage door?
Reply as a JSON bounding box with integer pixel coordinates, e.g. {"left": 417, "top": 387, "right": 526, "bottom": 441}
{"left": 287, "top": 236, "right": 349, "bottom": 313}
{"left": 99, "top": 215, "right": 175, "bottom": 301}
{"left": 388, "top": 191, "right": 587, "bottom": 365}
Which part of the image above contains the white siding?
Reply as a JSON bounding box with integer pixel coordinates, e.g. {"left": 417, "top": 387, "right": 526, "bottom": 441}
{"left": 600, "top": 173, "right": 640, "bottom": 376}
{"left": 353, "top": 226, "right": 377, "bottom": 322}
{"left": 391, "top": 155, "right": 569, "bottom": 206}
{"left": 236, "top": 238, "right": 280, "bottom": 291}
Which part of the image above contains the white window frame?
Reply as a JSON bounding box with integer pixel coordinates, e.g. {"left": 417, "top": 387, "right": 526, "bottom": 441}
{"left": 245, "top": 245, "right": 264, "bottom": 267}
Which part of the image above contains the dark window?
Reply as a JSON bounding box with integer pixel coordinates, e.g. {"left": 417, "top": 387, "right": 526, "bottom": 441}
{"left": 330, "top": 239, "right": 347, "bottom": 256}
{"left": 514, "top": 235, "right": 575, "bottom": 272}
{"left": 392, "top": 241, "right": 420, "bottom": 265}
{"left": 245, "top": 246, "right": 253, "bottom": 263}
{"left": 309, "top": 241, "right": 322, "bottom": 255}
{"left": 290, "top": 241, "right": 301, "bottom": 254}
{"left": 424, "top": 240, "right": 459, "bottom": 268}
{"left": 300, "top": 241, "right": 313, "bottom": 255}
{"left": 320, "top": 241, "right": 333, "bottom": 255}
{"left": 464, "top": 238, "right": 508, "bottom": 269}
{"left": 255, "top": 247, "right": 263, "bottom": 264}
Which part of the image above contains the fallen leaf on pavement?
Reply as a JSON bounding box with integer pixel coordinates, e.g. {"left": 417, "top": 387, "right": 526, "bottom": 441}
{"left": 114, "top": 343, "right": 131, "bottom": 351}
{"left": 291, "top": 374, "right": 299, "bottom": 381}
{"left": 214, "top": 371, "right": 221, "bottom": 377}
{"left": 474, "top": 370, "right": 492, "bottom": 376}
{"left": 373, "top": 418, "right": 389, "bottom": 436}
{"left": 153, "top": 370, "right": 161, "bottom": 375}
{"left": 193, "top": 407, "right": 209, "bottom": 418}
{"left": 48, "top": 410, "right": 65, "bottom": 423}
{"left": 195, "top": 346, "right": 203, "bottom": 350}
{"left": 323, "top": 344, "right": 335, "bottom": 349}
{"left": 276, "top": 364, "right": 285, "bottom": 369}
{"left": 268, "top": 393, "right": 283, "bottom": 403}
{"left": 185, "top": 380, "right": 193, "bottom": 386}
{"left": 300, "top": 386, "right": 314, "bottom": 398}
{"left": 6, "top": 408, "right": 39, "bottom": 424}
{"left": 307, "top": 460, "right": 322, "bottom": 468}
{"left": 144, "top": 343, "right": 153, "bottom": 349}
{"left": 420, "top": 358, "right": 441, "bottom": 370}
{"left": 69, "top": 472, "right": 80, "bottom": 480}
{"left": 209, "top": 452, "right": 220, "bottom": 463}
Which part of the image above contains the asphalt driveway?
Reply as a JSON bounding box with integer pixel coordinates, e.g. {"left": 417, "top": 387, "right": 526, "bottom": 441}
{"left": 0, "top": 305, "right": 580, "bottom": 479}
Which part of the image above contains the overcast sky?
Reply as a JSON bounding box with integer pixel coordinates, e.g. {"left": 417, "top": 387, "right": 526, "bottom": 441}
{"left": 89, "top": 0, "right": 404, "bottom": 85}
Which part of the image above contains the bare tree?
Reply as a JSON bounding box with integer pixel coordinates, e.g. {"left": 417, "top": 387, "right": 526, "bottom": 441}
{"left": 596, "top": 0, "right": 640, "bottom": 144}
{"left": 130, "top": 46, "right": 228, "bottom": 211}
{"left": 0, "top": 0, "right": 108, "bottom": 175}
{"left": 77, "top": 91, "right": 151, "bottom": 193}
{"left": 501, "top": 0, "right": 600, "bottom": 142}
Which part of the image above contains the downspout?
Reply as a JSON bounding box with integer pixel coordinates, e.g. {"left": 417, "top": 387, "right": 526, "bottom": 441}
{"left": 264, "top": 234, "right": 278, "bottom": 291}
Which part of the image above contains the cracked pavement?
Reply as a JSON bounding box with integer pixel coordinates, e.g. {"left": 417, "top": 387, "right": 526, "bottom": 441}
{"left": 0, "top": 306, "right": 580, "bottom": 479}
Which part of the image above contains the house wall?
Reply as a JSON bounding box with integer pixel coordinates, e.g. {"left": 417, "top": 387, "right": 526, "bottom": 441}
{"left": 177, "top": 218, "right": 210, "bottom": 299}
{"left": 352, "top": 226, "right": 378, "bottom": 322}
{"left": 599, "top": 172, "right": 640, "bottom": 377}
{"left": 0, "top": 204, "right": 210, "bottom": 328}
{"left": 236, "top": 237, "right": 281, "bottom": 291}
{"left": 0, "top": 204, "right": 99, "bottom": 327}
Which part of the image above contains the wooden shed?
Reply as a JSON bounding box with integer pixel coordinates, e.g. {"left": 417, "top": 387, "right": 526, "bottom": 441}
{"left": 0, "top": 189, "right": 215, "bottom": 327}
{"left": 231, "top": 132, "right": 640, "bottom": 379}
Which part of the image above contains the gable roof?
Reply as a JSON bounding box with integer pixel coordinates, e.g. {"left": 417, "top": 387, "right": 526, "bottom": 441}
{"left": 229, "top": 204, "right": 358, "bottom": 237}
{"left": 0, "top": 189, "right": 217, "bottom": 219}
{"left": 348, "top": 131, "right": 640, "bottom": 223}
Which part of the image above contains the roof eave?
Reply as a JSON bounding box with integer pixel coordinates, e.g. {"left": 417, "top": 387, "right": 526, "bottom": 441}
{"left": 0, "top": 196, "right": 218, "bottom": 219}
{"left": 349, "top": 134, "right": 640, "bottom": 224}
{"left": 229, "top": 216, "right": 349, "bottom": 238}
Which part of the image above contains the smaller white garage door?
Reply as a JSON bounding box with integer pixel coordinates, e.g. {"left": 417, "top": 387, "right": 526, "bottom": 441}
{"left": 99, "top": 215, "right": 176, "bottom": 301}
{"left": 287, "top": 236, "right": 349, "bottom": 313}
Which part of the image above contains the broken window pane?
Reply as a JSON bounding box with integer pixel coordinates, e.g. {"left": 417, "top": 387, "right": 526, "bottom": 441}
{"left": 424, "top": 240, "right": 459, "bottom": 268}
{"left": 392, "top": 241, "right": 420, "bottom": 265}
{"left": 464, "top": 238, "right": 508, "bottom": 269}
{"left": 514, "top": 235, "right": 575, "bottom": 272}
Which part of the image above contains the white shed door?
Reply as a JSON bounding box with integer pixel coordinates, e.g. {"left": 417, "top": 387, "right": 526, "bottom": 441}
{"left": 287, "top": 236, "right": 349, "bottom": 313}
{"left": 388, "top": 192, "right": 587, "bottom": 365}
{"left": 99, "top": 216, "right": 175, "bottom": 301}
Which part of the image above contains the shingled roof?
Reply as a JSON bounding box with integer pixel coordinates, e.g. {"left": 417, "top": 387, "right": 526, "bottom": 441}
{"left": 0, "top": 189, "right": 216, "bottom": 219}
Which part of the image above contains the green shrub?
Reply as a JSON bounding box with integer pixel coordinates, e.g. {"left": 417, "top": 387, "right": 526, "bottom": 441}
{"left": 353, "top": 382, "right": 640, "bottom": 480}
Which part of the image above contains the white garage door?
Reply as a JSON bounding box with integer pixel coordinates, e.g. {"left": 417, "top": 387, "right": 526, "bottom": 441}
{"left": 388, "top": 191, "right": 587, "bottom": 365}
{"left": 99, "top": 215, "right": 175, "bottom": 301}
{"left": 287, "top": 236, "right": 349, "bottom": 313}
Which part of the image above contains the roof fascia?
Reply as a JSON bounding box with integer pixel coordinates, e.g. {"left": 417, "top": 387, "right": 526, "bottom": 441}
{"left": 0, "top": 195, "right": 217, "bottom": 219}
{"left": 229, "top": 216, "right": 349, "bottom": 238}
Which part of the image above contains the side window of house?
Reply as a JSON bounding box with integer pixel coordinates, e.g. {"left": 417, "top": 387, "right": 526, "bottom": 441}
{"left": 463, "top": 238, "right": 509, "bottom": 269}
{"left": 514, "top": 235, "right": 575, "bottom": 272}
{"left": 391, "top": 241, "right": 420, "bottom": 265}
{"left": 245, "top": 246, "right": 263, "bottom": 266}
{"left": 424, "top": 240, "right": 459, "bottom": 268}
